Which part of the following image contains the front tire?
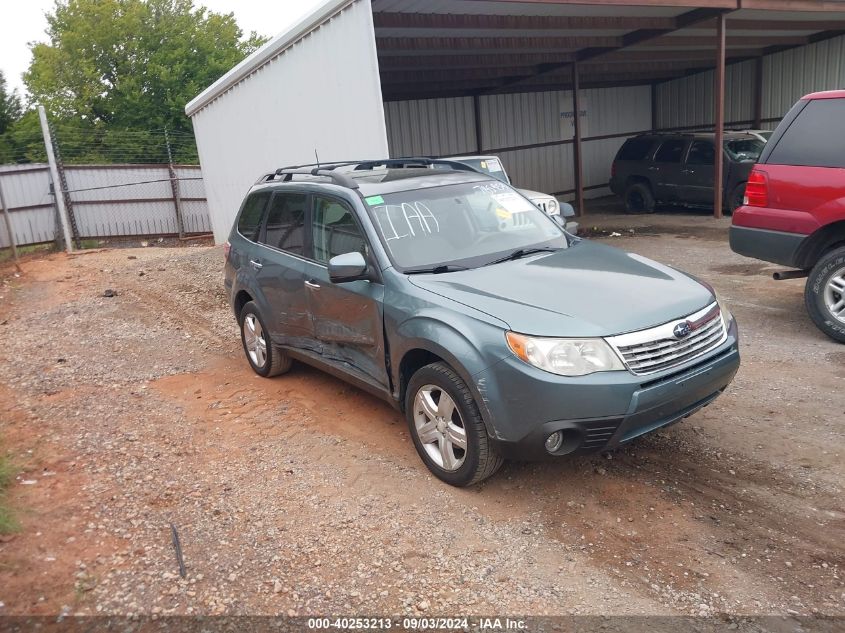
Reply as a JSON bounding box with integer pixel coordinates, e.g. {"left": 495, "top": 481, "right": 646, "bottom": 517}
{"left": 805, "top": 246, "right": 845, "bottom": 343}
{"left": 405, "top": 362, "right": 503, "bottom": 487}
{"left": 239, "top": 301, "right": 293, "bottom": 376}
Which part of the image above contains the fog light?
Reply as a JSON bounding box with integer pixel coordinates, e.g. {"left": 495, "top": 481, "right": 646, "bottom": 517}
{"left": 545, "top": 431, "right": 564, "bottom": 454}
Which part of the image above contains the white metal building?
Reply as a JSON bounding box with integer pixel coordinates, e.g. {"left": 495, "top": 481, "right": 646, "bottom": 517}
{"left": 186, "top": 0, "right": 845, "bottom": 243}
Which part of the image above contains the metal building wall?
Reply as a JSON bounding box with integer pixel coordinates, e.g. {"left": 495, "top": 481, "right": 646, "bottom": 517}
{"left": 187, "top": 0, "right": 388, "bottom": 243}
{"left": 384, "top": 97, "right": 476, "bottom": 157}
{"left": 385, "top": 85, "right": 651, "bottom": 200}
{"left": 655, "top": 34, "right": 845, "bottom": 131}
{"left": 763, "top": 34, "right": 845, "bottom": 122}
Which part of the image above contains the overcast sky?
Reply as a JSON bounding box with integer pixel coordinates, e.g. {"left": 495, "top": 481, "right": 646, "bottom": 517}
{"left": 0, "top": 0, "right": 326, "bottom": 99}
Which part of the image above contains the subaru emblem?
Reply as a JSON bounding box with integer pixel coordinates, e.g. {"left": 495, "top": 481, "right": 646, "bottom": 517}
{"left": 673, "top": 321, "right": 693, "bottom": 339}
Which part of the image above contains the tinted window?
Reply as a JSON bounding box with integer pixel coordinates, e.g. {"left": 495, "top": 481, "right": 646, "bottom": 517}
{"left": 767, "top": 99, "right": 845, "bottom": 168}
{"left": 654, "top": 140, "right": 687, "bottom": 163}
{"left": 687, "top": 141, "right": 715, "bottom": 166}
{"left": 263, "top": 192, "right": 307, "bottom": 255}
{"left": 618, "top": 138, "right": 654, "bottom": 161}
{"left": 237, "top": 191, "right": 270, "bottom": 241}
{"left": 312, "top": 197, "right": 366, "bottom": 264}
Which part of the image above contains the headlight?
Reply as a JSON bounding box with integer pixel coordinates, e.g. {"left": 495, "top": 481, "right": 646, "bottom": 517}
{"left": 506, "top": 332, "right": 625, "bottom": 377}
{"left": 546, "top": 198, "right": 559, "bottom": 214}
{"left": 717, "top": 296, "right": 734, "bottom": 326}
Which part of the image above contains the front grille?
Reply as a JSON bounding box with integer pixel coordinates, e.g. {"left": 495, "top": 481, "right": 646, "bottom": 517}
{"left": 607, "top": 303, "right": 727, "bottom": 376}
{"left": 537, "top": 201, "right": 548, "bottom": 213}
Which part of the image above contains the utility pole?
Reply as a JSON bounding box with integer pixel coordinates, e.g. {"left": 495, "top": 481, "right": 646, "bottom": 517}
{"left": 38, "top": 105, "right": 74, "bottom": 252}
{"left": 0, "top": 174, "right": 21, "bottom": 272}
{"left": 165, "top": 128, "right": 186, "bottom": 238}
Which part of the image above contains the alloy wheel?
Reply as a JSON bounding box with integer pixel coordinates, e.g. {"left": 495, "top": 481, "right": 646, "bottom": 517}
{"left": 243, "top": 313, "right": 267, "bottom": 368}
{"left": 413, "top": 385, "right": 467, "bottom": 471}
{"left": 824, "top": 267, "right": 845, "bottom": 323}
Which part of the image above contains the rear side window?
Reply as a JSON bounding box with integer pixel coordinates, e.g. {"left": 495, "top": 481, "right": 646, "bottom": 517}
{"left": 768, "top": 99, "right": 845, "bottom": 168}
{"left": 687, "top": 141, "right": 715, "bottom": 165}
{"left": 237, "top": 191, "right": 271, "bottom": 241}
{"left": 617, "top": 138, "right": 654, "bottom": 161}
{"left": 263, "top": 192, "right": 308, "bottom": 255}
{"left": 654, "top": 140, "right": 687, "bottom": 163}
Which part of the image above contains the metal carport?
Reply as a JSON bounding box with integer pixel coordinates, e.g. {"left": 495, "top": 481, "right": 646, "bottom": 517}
{"left": 187, "top": 0, "right": 845, "bottom": 242}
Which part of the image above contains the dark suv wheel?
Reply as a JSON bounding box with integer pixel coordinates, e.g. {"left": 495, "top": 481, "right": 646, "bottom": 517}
{"left": 624, "top": 182, "right": 655, "bottom": 214}
{"left": 405, "top": 362, "right": 503, "bottom": 486}
{"left": 728, "top": 183, "right": 746, "bottom": 213}
{"left": 805, "top": 246, "right": 845, "bottom": 343}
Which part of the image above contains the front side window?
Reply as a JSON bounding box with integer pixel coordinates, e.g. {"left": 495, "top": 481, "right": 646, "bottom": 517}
{"left": 364, "top": 180, "right": 566, "bottom": 270}
{"left": 263, "top": 192, "right": 307, "bottom": 255}
{"left": 686, "top": 141, "right": 715, "bottom": 166}
{"left": 311, "top": 196, "right": 367, "bottom": 263}
{"left": 237, "top": 191, "right": 271, "bottom": 241}
{"left": 654, "top": 140, "right": 687, "bottom": 163}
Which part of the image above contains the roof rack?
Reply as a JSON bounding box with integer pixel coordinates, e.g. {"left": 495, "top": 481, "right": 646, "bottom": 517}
{"left": 352, "top": 157, "right": 478, "bottom": 173}
{"left": 255, "top": 157, "right": 480, "bottom": 189}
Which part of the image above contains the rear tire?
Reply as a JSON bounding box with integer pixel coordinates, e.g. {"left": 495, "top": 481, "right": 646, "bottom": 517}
{"left": 239, "top": 301, "right": 293, "bottom": 376}
{"left": 804, "top": 246, "right": 845, "bottom": 343}
{"left": 405, "top": 362, "right": 503, "bottom": 487}
{"left": 624, "top": 182, "right": 655, "bottom": 214}
{"left": 728, "top": 183, "right": 746, "bottom": 214}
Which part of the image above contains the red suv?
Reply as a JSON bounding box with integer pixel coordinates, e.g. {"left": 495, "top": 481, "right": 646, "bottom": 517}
{"left": 730, "top": 90, "right": 845, "bottom": 343}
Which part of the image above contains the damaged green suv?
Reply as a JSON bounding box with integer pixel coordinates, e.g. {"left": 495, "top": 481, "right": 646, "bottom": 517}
{"left": 224, "top": 158, "right": 740, "bottom": 486}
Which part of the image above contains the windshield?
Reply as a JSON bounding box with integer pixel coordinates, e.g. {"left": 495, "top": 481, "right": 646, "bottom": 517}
{"left": 453, "top": 158, "right": 510, "bottom": 184}
{"left": 363, "top": 180, "right": 567, "bottom": 271}
{"left": 724, "top": 138, "right": 765, "bottom": 162}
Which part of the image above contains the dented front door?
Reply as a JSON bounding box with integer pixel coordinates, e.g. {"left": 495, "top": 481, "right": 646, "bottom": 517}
{"left": 302, "top": 195, "right": 389, "bottom": 389}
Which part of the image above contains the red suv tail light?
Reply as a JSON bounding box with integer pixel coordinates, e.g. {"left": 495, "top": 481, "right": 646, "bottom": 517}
{"left": 744, "top": 169, "right": 769, "bottom": 207}
{"left": 223, "top": 241, "right": 231, "bottom": 260}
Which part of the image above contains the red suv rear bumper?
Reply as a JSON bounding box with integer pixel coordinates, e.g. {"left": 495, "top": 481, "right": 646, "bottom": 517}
{"left": 729, "top": 204, "right": 815, "bottom": 268}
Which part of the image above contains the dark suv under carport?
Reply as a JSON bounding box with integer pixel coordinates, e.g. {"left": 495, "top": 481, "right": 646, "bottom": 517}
{"left": 610, "top": 132, "right": 765, "bottom": 214}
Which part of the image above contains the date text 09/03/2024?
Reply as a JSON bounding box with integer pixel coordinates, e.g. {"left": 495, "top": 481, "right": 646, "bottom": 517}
{"left": 306, "top": 617, "right": 528, "bottom": 630}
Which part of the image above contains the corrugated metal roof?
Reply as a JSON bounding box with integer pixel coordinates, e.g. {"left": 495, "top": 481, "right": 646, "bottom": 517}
{"left": 372, "top": 0, "right": 690, "bottom": 18}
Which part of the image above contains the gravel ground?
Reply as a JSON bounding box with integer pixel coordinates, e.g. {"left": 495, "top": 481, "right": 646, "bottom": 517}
{"left": 0, "top": 212, "right": 842, "bottom": 620}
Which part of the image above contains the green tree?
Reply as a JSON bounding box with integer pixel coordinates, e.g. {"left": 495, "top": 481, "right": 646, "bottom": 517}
{"left": 0, "top": 71, "right": 23, "bottom": 135}
{"left": 24, "top": 0, "right": 266, "bottom": 163}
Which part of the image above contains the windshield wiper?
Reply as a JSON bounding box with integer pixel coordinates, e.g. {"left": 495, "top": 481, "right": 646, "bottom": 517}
{"left": 485, "top": 246, "right": 559, "bottom": 266}
{"left": 404, "top": 264, "right": 470, "bottom": 275}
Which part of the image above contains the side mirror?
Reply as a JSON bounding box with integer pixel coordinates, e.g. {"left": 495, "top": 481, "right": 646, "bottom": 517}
{"left": 559, "top": 202, "right": 576, "bottom": 218}
{"left": 328, "top": 251, "right": 368, "bottom": 283}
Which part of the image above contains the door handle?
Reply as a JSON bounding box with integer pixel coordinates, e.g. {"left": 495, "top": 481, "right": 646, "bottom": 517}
{"left": 682, "top": 169, "right": 694, "bottom": 174}
{"left": 647, "top": 166, "right": 659, "bottom": 171}
{"left": 304, "top": 280, "right": 321, "bottom": 290}
{"left": 249, "top": 259, "right": 263, "bottom": 270}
